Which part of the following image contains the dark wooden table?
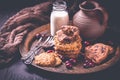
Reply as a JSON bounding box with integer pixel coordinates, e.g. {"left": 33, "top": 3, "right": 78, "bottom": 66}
{"left": 0, "top": 0, "right": 120, "bottom": 80}
{"left": 1, "top": 58, "right": 120, "bottom": 80}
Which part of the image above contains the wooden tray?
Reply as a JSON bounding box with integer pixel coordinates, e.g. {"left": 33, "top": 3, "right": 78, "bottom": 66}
{"left": 19, "top": 24, "right": 120, "bottom": 74}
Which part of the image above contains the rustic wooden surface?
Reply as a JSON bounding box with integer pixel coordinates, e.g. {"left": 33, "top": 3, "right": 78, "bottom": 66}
{"left": 19, "top": 24, "right": 120, "bottom": 74}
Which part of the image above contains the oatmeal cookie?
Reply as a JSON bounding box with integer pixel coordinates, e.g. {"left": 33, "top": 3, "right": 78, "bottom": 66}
{"left": 34, "top": 52, "right": 62, "bottom": 67}
{"left": 54, "top": 25, "right": 82, "bottom": 58}
{"left": 54, "top": 57, "right": 62, "bottom": 66}
{"left": 85, "top": 43, "right": 114, "bottom": 64}
{"left": 34, "top": 52, "right": 56, "bottom": 67}
{"left": 49, "top": 52, "right": 62, "bottom": 66}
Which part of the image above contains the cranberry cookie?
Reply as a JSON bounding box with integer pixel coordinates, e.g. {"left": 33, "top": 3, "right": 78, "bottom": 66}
{"left": 85, "top": 43, "right": 113, "bottom": 64}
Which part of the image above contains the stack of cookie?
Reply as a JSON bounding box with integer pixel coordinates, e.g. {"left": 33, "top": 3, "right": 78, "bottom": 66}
{"left": 54, "top": 25, "right": 82, "bottom": 58}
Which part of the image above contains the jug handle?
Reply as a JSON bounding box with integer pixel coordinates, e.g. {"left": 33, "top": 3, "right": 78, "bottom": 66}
{"left": 95, "top": 7, "right": 108, "bottom": 26}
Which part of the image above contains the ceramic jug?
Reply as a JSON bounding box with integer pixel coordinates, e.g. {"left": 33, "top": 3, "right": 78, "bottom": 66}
{"left": 73, "top": 0, "right": 108, "bottom": 40}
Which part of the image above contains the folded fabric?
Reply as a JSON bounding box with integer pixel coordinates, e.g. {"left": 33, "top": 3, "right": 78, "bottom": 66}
{"left": 0, "top": 1, "right": 52, "bottom": 64}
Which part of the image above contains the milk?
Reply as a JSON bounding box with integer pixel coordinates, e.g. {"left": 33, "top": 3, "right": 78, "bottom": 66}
{"left": 50, "top": 11, "right": 69, "bottom": 36}
{"left": 50, "top": 1, "right": 69, "bottom": 36}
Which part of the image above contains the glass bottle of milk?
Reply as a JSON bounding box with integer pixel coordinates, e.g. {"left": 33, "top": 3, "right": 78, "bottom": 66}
{"left": 50, "top": 1, "right": 69, "bottom": 36}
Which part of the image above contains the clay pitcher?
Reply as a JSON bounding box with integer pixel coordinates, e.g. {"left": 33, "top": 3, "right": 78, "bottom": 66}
{"left": 73, "top": 0, "right": 108, "bottom": 40}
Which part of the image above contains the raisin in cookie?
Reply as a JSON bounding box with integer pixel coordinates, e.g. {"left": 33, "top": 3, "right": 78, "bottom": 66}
{"left": 85, "top": 43, "right": 113, "bottom": 64}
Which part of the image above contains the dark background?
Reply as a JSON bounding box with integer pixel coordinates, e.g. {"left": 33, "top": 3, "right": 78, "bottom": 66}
{"left": 0, "top": 0, "right": 120, "bottom": 32}
{"left": 0, "top": 0, "right": 120, "bottom": 80}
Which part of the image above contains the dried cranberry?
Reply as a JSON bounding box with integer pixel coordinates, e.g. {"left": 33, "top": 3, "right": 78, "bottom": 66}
{"left": 89, "top": 62, "right": 95, "bottom": 67}
{"left": 83, "top": 63, "right": 89, "bottom": 68}
{"left": 65, "top": 60, "right": 71, "bottom": 64}
{"left": 65, "top": 62, "right": 73, "bottom": 69}
{"left": 47, "top": 50, "right": 54, "bottom": 53}
{"left": 84, "top": 59, "right": 89, "bottom": 63}
{"left": 35, "top": 33, "right": 41, "bottom": 39}
{"left": 83, "top": 58, "right": 95, "bottom": 68}
{"left": 59, "top": 56, "right": 69, "bottom": 62}
{"left": 84, "top": 41, "right": 90, "bottom": 46}
{"left": 69, "top": 58, "right": 77, "bottom": 65}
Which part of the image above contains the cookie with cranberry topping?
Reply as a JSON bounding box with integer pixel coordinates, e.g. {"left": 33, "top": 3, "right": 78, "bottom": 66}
{"left": 85, "top": 43, "right": 113, "bottom": 64}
